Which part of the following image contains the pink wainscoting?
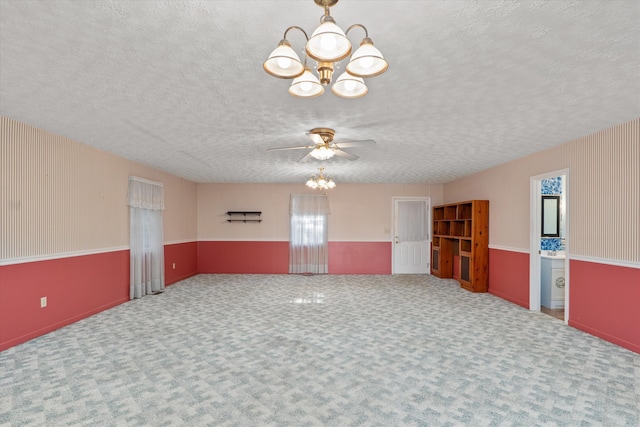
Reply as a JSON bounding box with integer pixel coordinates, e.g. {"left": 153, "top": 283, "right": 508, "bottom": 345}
{"left": 569, "top": 260, "right": 640, "bottom": 354}
{"left": 197, "top": 241, "right": 290, "bottom": 274}
{"left": 165, "top": 241, "right": 198, "bottom": 285}
{"left": 0, "top": 250, "right": 129, "bottom": 351}
{"left": 488, "top": 248, "right": 530, "bottom": 308}
{"left": 328, "top": 242, "right": 391, "bottom": 274}
{"left": 196, "top": 241, "right": 392, "bottom": 274}
{"left": 453, "top": 255, "right": 461, "bottom": 281}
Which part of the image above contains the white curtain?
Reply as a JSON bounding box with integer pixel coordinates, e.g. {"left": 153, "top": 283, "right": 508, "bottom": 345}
{"left": 289, "top": 194, "right": 330, "bottom": 274}
{"left": 128, "top": 177, "right": 165, "bottom": 299}
{"left": 397, "top": 200, "right": 428, "bottom": 242}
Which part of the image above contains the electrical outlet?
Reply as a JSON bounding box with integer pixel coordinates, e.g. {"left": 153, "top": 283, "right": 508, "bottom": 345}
{"left": 40, "top": 296, "right": 47, "bottom": 308}
{"left": 172, "top": 262, "right": 176, "bottom": 269}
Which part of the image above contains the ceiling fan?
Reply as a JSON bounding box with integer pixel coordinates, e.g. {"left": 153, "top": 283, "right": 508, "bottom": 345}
{"left": 267, "top": 128, "right": 376, "bottom": 162}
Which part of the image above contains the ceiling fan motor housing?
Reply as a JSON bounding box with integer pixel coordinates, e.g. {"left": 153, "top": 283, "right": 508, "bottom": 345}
{"left": 310, "top": 127, "right": 335, "bottom": 144}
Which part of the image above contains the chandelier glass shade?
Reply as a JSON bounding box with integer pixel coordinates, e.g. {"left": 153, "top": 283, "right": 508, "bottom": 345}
{"left": 263, "top": 40, "right": 305, "bottom": 78}
{"left": 288, "top": 66, "right": 324, "bottom": 97}
{"left": 346, "top": 38, "right": 389, "bottom": 78}
{"left": 306, "top": 16, "right": 352, "bottom": 62}
{"left": 331, "top": 71, "right": 368, "bottom": 98}
{"left": 263, "top": 0, "right": 387, "bottom": 98}
{"left": 306, "top": 167, "right": 336, "bottom": 190}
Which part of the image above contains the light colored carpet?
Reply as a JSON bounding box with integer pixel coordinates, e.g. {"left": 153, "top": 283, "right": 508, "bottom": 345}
{"left": 1, "top": 274, "right": 638, "bottom": 426}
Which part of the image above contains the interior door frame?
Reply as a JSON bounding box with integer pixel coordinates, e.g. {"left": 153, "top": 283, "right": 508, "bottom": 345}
{"left": 529, "top": 168, "right": 570, "bottom": 324}
{"left": 392, "top": 196, "right": 431, "bottom": 274}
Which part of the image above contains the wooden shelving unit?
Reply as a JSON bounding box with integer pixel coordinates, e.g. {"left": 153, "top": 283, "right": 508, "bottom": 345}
{"left": 226, "top": 211, "right": 262, "bottom": 223}
{"left": 431, "top": 200, "right": 489, "bottom": 292}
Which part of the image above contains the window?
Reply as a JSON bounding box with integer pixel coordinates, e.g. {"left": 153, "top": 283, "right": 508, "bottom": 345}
{"left": 289, "top": 194, "right": 330, "bottom": 274}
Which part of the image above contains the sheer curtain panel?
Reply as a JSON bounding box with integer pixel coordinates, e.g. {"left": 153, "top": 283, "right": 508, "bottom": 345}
{"left": 397, "top": 200, "right": 429, "bottom": 242}
{"left": 128, "top": 177, "right": 165, "bottom": 299}
{"left": 289, "top": 194, "right": 330, "bottom": 274}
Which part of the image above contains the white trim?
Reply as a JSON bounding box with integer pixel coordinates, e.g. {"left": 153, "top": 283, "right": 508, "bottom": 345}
{"left": 529, "top": 176, "right": 542, "bottom": 312}
{"left": 197, "top": 238, "right": 289, "bottom": 242}
{"left": 487, "top": 245, "right": 638, "bottom": 269}
{"left": 570, "top": 255, "right": 640, "bottom": 269}
{"left": 329, "top": 239, "right": 392, "bottom": 243}
{"left": 0, "top": 246, "right": 129, "bottom": 266}
{"left": 128, "top": 176, "right": 163, "bottom": 187}
{"left": 489, "top": 244, "right": 529, "bottom": 254}
{"left": 164, "top": 239, "right": 197, "bottom": 245}
{"left": 530, "top": 168, "right": 570, "bottom": 325}
{"left": 197, "top": 238, "right": 393, "bottom": 243}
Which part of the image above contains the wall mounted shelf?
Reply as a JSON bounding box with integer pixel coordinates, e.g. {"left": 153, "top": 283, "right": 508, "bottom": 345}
{"left": 226, "top": 211, "right": 262, "bottom": 223}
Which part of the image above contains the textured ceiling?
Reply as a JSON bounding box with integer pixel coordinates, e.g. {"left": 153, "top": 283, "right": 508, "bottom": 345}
{"left": 1, "top": 0, "right": 639, "bottom": 184}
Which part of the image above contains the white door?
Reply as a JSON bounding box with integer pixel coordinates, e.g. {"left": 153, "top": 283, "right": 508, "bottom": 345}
{"left": 393, "top": 197, "right": 431, "bottom": 274}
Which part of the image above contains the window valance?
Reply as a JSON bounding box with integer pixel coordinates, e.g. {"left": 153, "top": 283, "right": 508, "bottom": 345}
{"left": 290, "top": 194, "right": 330, "bottom": 215}
{"left": 128, "top": 176, "right": 165, "bottom": 210}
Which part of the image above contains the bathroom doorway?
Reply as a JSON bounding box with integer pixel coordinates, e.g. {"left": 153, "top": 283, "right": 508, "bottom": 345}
{"left": 529, "top": 169, "right": 569, "bottom": 324}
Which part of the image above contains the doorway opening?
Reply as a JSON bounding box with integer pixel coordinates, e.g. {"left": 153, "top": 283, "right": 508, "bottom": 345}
{"left": 392, "top": 197, "right": 431, "bottom": 274}
{"left": 529, "top": 169, "right": 569, "bottom": 324}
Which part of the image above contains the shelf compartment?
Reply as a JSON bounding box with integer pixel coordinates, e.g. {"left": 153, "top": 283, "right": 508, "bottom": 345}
{"left": 438, "top": 221, "right": 450, "bottom": 236}
{"left": 460, "top": 239, "right": 472, "bottom": 253}
{"left": 451, "top": 220, "right": 465, "bottom": 237}
{"left": 457, "top": 203, "right": 473, "bottom": 219}
{"left": 444, "top": 206, "right": 457, "bottom": 220}
{"left": 464, "top": 220, "right": 472, "bottom": 238}
{"left": 433, "top": 207, "right": 445, "bottom": 221}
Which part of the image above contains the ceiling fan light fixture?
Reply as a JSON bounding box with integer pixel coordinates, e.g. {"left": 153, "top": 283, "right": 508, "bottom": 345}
{"left": 310, "top": 145, "right": 336, "bottom": 160}
{"left": 346, "top": 38, "right": 388, "bottom": 78}
{"left": 263, "top": 39, "right": 305, "bottom": 78}
{"left": 289, "top": 66, "right": 324, "bottom": 97}
{"left": 332, "top": 71, "right": 368, "bottom": 98}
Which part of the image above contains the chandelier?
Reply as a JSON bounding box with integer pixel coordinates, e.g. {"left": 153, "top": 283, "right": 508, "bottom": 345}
{"left": 306, "top": 167, "right": 336, "bottom": 190}
{"left": 263, "top": 0, "right": 388, "bottom": 99}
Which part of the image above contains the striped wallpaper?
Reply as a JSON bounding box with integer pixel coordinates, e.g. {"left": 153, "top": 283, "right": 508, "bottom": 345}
{"left": 435, "top": 117, "right": 639, "bottom": 265}
{"left": 568, "top": 118, "right": 640, "bottom": 263}
{"left": 1, "top": 116, "right": 129, "bottom": 262}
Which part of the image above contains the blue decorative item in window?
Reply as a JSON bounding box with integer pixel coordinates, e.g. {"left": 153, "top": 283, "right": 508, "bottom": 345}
{"left": 541, "top": 177, "right": 562, "bottom": 195}
{"left": 541, "top": 238, "right": 563, "bottom": 251}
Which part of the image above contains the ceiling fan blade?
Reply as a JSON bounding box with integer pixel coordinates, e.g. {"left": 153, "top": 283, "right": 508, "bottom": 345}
{"left": 333, "top": 149, "right": 359, "bottom": 160}
{"left": 298, "top": 151, "right": 314, "bottom": 163}
{"left": 267, "top": 145, "right": 314, "bottom": 151}
{"left": 306, "top": 132, "right": 325, "bottom": 145}
{"left": 335, "top": 139, "right": 376, "bottom": 148}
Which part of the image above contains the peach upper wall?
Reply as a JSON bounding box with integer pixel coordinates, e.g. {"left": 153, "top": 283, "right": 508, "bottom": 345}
{"left": 128, "top": 162, "right": 198, "bottom": 244}
{"left": 1, "top": 116, "right": 197, "bottom": 262}
{"left": 443, "top": 146, "right": 567, "bottom": 250}
{"left": 197, "top": 183, "right": 442, "bottom": 241}
{"left": 443, "top": 118, "right": 639, "bottom": 263}
{"left": 11, "top": 111, "right": 637, "bottom": 263}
